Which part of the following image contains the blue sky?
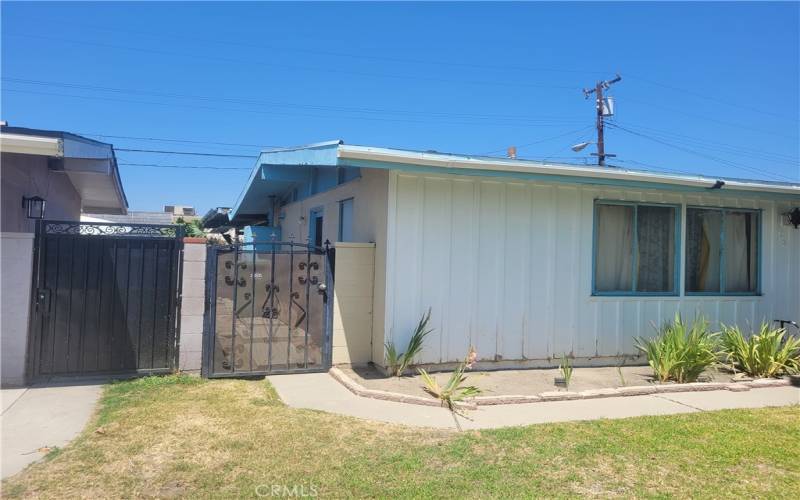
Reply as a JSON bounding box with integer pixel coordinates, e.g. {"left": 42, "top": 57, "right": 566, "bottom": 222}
{"left": 2, "top": 1, "right": 798, "bottom": 212}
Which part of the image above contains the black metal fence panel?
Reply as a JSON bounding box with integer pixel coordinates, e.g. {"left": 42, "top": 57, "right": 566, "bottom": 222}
{"left": 28, "top": 221, "right": 183, "bottom": 379}
{"left": 203, "top": 242, "right": 332, "bottom": 377}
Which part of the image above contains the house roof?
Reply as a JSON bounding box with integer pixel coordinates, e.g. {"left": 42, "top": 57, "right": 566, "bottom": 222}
{"left": 230, "top": 140, "right": 800, "bottom": 222}
{"left": 0, "top": 124, "right": 129, "bottom": 214}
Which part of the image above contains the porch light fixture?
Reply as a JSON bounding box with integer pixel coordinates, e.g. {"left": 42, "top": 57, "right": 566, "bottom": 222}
{"left": 22, "top": 195, "right": 46, "bottom": 219}
{"left": 784, "top": 207, "right": 800, "bottom": 229}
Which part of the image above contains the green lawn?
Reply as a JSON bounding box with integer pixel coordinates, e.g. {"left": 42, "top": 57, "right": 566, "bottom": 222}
{"left": 3, "top": 375, "right": 799, "bottom": 498}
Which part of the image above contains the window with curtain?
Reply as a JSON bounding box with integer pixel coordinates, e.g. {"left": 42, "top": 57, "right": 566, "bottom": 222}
{"left": 686, "top": 208, "right": 759, "bottom": 294}
{"left": 593, "top": 202, "right": 677, "bottom": 294}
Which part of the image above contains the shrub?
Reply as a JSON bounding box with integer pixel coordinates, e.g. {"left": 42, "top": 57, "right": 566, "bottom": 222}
{"left": 385, "top": 308, "right": 433, "bottom": 377}
{"left": 635, "top": 314, "right": 718, "bottom": 383}
{"left": 719, "top": 323, "right": 800, "bottom": 378}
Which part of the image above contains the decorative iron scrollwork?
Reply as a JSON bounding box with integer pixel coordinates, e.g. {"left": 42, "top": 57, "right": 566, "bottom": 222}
{"left": 44, "top": 222, "right": 178, "bottom": 238}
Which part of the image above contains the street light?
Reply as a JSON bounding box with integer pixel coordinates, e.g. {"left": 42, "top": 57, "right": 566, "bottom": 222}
{"left": 571, "top": 141, "right": 593, "bottom": 153}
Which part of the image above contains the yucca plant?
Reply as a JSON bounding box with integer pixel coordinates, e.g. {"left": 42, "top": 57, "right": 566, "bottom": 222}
{"left": 719, "top": 323, "right": 800, "bottom": 378}
{"left": 419, "top": 346, "right": 481, "bottom": 427}
{"left": 385, "top": 308, "right": 433, "bottom": 377}
{"left": 635, "top": 314, "right": 718, "bottom": 383}
{"left": 559, "top": 353, "right": 573, "bottom": 389}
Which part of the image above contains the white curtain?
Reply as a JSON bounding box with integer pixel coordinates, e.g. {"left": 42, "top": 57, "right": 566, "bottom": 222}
{"left": 595, "top": 205, "right": 633, "bottom": 291}
{"left": 725, "top": 212, "right": 756, "bottom": 292}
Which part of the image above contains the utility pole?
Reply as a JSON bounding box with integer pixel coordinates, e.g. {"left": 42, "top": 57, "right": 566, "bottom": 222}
{"left": 583, "top": 74, "right": 621, "bottom": 166}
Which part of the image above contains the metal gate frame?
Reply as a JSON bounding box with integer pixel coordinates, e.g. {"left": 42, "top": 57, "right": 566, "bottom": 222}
{"left": 26, "top": 220, "right": 184, "bottom": 381}
{"left": 201, "top": 242, "right": 334, "bottom": 378}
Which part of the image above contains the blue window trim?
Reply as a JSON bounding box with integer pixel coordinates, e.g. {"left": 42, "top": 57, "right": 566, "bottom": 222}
{"left": 591, "top": 199, "right": 682, "bottom": 297}
{"left": 684, "top": 206, "right": 762, "bottom": 297}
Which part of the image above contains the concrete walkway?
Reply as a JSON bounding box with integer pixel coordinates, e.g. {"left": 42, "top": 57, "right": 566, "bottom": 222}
{"left": 1, "top": 382, "right": 102, "bottom": 479}
{"left": 267, "top": 372, "right": 800, "bottom": 430}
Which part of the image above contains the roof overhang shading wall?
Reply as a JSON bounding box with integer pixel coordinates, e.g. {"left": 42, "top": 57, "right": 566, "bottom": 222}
{"left": 229, "top": 140, "right": 800, "bottom": 223}
{"left": 0, "top": 126, "right": 129, "bottom": 214}
{"left": 230, "top": 141, "right": 342, "bottom": 223}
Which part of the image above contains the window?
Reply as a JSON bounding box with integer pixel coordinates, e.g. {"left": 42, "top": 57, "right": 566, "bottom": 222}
{"left": 593, "top": 202, "right": 678, "bottom": 295}
{"left": 685, "top": 208, "right": 759, "bottom": 294}
{"left": 338, "top": 198, "right": 354, "bottom": 242}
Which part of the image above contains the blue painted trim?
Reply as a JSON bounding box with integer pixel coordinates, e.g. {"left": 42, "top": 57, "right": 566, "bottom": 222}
{"left": 684, "top": 206, "right": 762, "bottom": 297}
{"left": 591, "top": 199, "right": 681, "bottom": 297}
{"left": 340, "top": 158, "right": 800, "bottom": 201}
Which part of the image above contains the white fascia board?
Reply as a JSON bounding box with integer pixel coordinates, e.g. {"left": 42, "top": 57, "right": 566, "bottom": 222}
{"left": 338, "top": 145, "right": 800, "bottom": 197}
{"left": 0, "top": 133, "right": 63, "bottom": 157}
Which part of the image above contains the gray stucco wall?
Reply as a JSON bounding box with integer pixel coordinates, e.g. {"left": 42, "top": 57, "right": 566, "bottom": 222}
{"left": 0, "top": 233, "right": 34, "bottom": 387}
{"left": 179, "top": 240, "right": 206, "bottom": 372}
{"left": 1, "top": 152, "right": 81, "bottom": 233}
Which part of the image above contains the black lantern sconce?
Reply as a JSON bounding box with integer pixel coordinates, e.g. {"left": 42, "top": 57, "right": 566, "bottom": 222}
{"left": 784, "top": 207, "right": 800, "bottom": 229}
{"left": 22, "top": 196, "right": 47, "bottom": 219}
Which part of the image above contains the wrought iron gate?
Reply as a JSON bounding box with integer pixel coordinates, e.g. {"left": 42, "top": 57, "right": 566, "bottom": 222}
{"left": 202, "top": 242, "right": 332, "bottom": 377}
{"left": 27, "top": 220, "right": 184, "bottom": 380}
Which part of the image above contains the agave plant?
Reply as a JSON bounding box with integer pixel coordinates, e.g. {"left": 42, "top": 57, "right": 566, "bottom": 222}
{"left": 559, "top": 353, "right": 574, "bottom": 389}
{"left": 719, "top": 323, "right": 800, "bottom": 378}
{"left": 385, "top": 308, "right": 433, "bottom": 377}
{"left": 635, "top": 314, "right": 718, "bottom": 383}
{"left": 418, "top": 346, "right": 481, "bottom": 416}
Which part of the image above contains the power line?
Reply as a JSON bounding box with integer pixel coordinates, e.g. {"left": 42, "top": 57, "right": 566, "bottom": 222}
{"left": 626, "top": 74, "right": 798, "bottom": 122}
{"left": 80, "top": 132, "right": 282, "bottom": 149}
{"left": 3, "top": 88, "right": 586, "bottom": 129}
{"left": 620, "top": 96, "right": 798, "bottom": 140}
{"left": 3, "top": 77, "right": 586, "bottom": 124}
{"left": 608, "top": 123, "right": 797, "bottom": 182}
{"left": 481, "top": 125, "right": 595, "bottom": 155}
{"left": 75, "top": 23, "right": 610, "bottom": 77}
{"left": 118, "top": 162, "right": 251, "bottom": 170}
{"left": 5, "top": 33, "right": 581, "bottom": 92}
{"left": 116, "top": 148, "right": 257, "bottom": 158}
{"left": 613, "top": 121, "right": 799, "bottom": 164}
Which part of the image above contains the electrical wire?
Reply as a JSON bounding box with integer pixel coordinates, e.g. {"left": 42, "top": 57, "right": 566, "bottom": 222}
{"left": 4, "top": 33, "right": 581, "bottom": 91}
{"left": 626, "top": 74, "right": 798, "bottom": 122}
{"left": 608, "top": 123, "right": 797, "bottom": 182}
{"left": 481, "top": 125, "right": 595, "bottom": 155}
{"left": 118, "top": 162, "right": 251, "bottom": 170}
{"left": 3, "top": 88, "right": 586, "bottom": 129}
{"left": 116, "top": 148, "right": 257, "bottom": 158}
{"left": 2, "top": 77, "right": 586, "bottom": 124}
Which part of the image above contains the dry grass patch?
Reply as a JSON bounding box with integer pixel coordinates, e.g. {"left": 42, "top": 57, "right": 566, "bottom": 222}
{"left": 2, "top": 374, "right": 798, "bottom": 498}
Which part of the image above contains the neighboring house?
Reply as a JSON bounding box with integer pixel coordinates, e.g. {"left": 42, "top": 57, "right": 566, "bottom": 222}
{"left": 83, "top": 205, "right": 198, "bottom": 224}
{"left": 224, "top": 140, "right": 800, "bottom": 370}
{"left": 0, "top": 124, "right": 128, "bottom": 386}
{"left": 82, "top": 211, "right": 173, "bottom": 225}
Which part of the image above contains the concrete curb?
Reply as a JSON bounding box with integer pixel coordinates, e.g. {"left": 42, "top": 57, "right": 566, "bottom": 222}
{"left": 328, "top": 367, "right": 791, "bottom": 408}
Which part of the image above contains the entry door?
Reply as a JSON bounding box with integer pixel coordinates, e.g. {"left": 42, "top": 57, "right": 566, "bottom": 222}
{"left": 28, "top": 221, "right": 183, "bottom": 379}
{"left": 309, "top": 208, "right": 324, "bottom": 247}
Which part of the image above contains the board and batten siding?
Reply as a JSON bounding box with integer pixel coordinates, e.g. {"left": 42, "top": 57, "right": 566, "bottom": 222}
{"left": 383, "top": 171, "right": 800, "bottom": 366}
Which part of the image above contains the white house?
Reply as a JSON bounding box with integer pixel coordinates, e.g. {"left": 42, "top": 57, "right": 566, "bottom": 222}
{"left": 225, "top": 140, "right": 800, "bottom": 370}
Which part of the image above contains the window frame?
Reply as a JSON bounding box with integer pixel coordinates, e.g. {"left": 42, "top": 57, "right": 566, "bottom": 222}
{"left": 338, "top": 197, "right": 354, "bottom": 242}
{"left": 684, "top": 206, "right": 762, "bottom": 297}
{"left": 591, "top": 199, "right": 682, "bottom": 297}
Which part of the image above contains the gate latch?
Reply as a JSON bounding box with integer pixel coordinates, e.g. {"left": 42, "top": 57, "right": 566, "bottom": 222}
{"left": 36, "top": 288, "right": 51, "bottom": 315}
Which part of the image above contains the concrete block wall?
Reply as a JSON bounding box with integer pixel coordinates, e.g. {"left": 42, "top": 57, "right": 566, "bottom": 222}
{"left": 332, "top": 243, "right": 376, "bottom": 365}
{"left": 179, "top": 238, "right": 206, "bottom": 372}
{"left": 0, "top": 232, "right": 34, "bottom": 387}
